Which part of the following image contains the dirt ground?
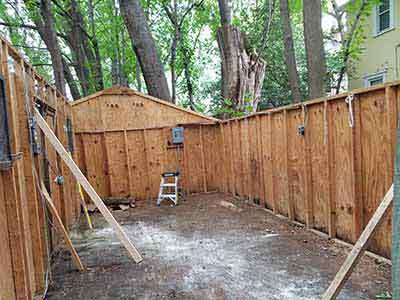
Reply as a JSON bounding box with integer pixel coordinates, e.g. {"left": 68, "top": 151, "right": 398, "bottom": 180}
{"left": 47, "top": 192, "right": 391, "bottom": 300}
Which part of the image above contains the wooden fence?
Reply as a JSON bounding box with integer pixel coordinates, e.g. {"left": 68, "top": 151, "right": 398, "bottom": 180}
{"left": 0, "top": 36, "right": 80, "bottom": 300}
{"left": 75, "top": 83, "right": 399, "bottom": 259}
{"left": 218, "top": 84, "right": 399, "bottom": 259}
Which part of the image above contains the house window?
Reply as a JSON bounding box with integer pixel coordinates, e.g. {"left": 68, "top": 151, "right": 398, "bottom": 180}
{"left": 364, "top": 71, "right": 386, "bottom": 87}
{"left": 375, "top": 0, "right": 394, "bottom": 35}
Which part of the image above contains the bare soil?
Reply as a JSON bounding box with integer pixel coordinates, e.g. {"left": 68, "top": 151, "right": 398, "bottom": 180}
{"left": 47, "top": 192, "right": 391, "bottom": 300}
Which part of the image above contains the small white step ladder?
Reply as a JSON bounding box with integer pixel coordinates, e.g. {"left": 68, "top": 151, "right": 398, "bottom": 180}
{"left": 157, "top": 172, "right": 179, "bottom": 206}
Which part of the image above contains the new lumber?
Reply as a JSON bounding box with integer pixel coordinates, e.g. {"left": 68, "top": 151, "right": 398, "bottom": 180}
{"left": 322, "top": 184, "right": 393, "bottom": 300}
{"left": 78, "top": 182, "right": 93, "bottom": 229}
{"left": 34, "top": 108, "right": 143, "bottom": 263}
{"left": 40, "top": 181, "right": 84, "bottom": 271}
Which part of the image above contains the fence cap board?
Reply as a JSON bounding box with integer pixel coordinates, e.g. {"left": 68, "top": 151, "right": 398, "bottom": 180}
{"left": 219, "top": 80, "right": 400, "bottom": 123}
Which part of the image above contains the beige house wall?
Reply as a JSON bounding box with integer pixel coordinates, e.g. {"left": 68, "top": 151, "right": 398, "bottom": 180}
{"left": 349, "top": 0, "right": 400, "bottom": 90}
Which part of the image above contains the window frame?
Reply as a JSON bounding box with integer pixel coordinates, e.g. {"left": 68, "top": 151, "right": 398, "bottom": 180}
{"left": 363, "top": 70, "right": 387, "bottom": 87}
{"left": 374, "top": 0, "right": 395, "bottom": 36}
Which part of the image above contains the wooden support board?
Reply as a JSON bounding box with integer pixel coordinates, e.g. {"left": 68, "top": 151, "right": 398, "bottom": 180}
{"left": 34, "top": 108, "right": 143, "bottom": 263}
{"left": 322, "top": 184, "right": 393, "bottom": 300}
{"left": 40, "top": 181, "right": 84, "bottom": 271}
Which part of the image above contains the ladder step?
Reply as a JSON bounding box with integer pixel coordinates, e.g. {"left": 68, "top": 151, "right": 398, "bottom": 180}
{"left": 160, "top": 194, "right": 176, "bottom": 198}
{"left": 161, "top": 183, "right": 176, "bottom": 187}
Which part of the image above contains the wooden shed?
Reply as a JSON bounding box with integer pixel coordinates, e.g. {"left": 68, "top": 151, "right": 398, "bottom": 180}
{"left": 71, "top": 86, "right": 217, "bottom": 132}
{"left": 71, "top": 86, "right": 221, "bottom": 201}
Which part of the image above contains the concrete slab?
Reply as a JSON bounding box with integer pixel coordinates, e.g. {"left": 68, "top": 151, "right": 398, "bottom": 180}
{"left": 47, "top": 193, "right": 391, "bottom": 300}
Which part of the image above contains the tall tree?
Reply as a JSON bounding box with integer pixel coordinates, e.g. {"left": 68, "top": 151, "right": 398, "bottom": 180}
{"left": 329, "top": 0, "right": 373, "bottom": 94}
{"left": 27, "top": 0, "right": 66, "bottom": 95}
{"left": 217, "top": 0, "right": 267, "bottom": 114}
{"left": 303, "top": 0, "right": 326, "bottom": 99}
{"left": 279, "top": 0, "right": 302, "bottom": 103}
{"left": 120, "top": 0, "right": 171, "bottom": 101}
{"left": 163, "top": 0, "right": 204, "bottom": 105}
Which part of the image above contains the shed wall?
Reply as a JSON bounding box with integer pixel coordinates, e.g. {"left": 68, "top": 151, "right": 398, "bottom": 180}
{"left": 73, "top": 93, "right": 213, "bottom": 132}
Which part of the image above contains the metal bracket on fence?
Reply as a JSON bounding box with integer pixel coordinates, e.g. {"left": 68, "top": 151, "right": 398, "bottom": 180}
{"left": 345, "top": 93, "right": 354, "bottom": 128}
{"left": 298, "top": 104, "right": 308, "bottom": 137}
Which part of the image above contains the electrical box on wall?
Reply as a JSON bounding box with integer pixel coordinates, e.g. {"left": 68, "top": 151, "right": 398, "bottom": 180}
{"left": 172, "top": 127, "right": 184, "bottom": 144}
{"left": 0, "top": 75, "right": 12, "bottom": 170}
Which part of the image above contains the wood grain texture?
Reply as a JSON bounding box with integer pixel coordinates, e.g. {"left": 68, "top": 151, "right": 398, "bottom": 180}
{"left": 70, "top": 83, "right": 399, "bottom": 259}
{"left": 40, "top": 182, "right": 84, "bottom": 271}
{"left": 322, "top": 185, "right": 393, "bottom": 300}
{"left": 35, "top": 108, "right": 143, "bottom": 263}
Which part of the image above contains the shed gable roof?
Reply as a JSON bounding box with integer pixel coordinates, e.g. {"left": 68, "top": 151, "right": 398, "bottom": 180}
{"left": 71, "top": 86, "right": 218, "bottom": 122}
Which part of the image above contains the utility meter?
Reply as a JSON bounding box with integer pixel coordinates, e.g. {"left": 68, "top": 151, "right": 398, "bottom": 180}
{"left": 172, "top": 127, "right": 184, "bottom": 144}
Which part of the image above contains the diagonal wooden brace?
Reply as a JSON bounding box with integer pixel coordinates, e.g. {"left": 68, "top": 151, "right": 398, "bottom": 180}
{"left": 322, "top": 184, "right": 393, "bottom": 300}
{"left": 34, "top": 108, "right": 143, "bottom": 263}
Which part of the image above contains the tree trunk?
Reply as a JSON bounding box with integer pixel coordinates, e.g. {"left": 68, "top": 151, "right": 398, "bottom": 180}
{"left": 331, "top": 0, "right": 368, "bottom": 94}
{"left": 70, "top": 0, "right": 103, "bottom": 92}
{"left": 217, "top": 0, "right": 265, "bottom": 113}
{"left": 120, "top": 0, "right": 171, "bottom": 101}
{"left": 303, "top": 0, "right": 326, "bottom": 99}
{"left": 217, "top": 25, "right": 265, "bottom": 112}
{"left": 88, "top": 0, "right": 104, "bottom": 91}
{"left": 182, "top": 48, "right": 195, "bottom": 109}
{"left": 110, "top": 0, "right": 119, "bottom": 86}
{"left": 218, "top": 0, "right": 232, "bottom": 25}
{"left": 120, "top": 29, "right": 129, "bottom": 86}
{"left": 135, "top": 61, "right": 142, "bottom": 92}
{"left": 62, "top": 57, "right": 81, "bottom": 100}
{"left": 65, "top": 1, "right": 91, "bottom": 96}
{"left": 170, "top": 0, "right": 179, "bottom": 103}
{"left": 280, "top": 0, "right": 302, "bottom": 103}
{"left": 30, "top": 0, "right": 66, "bottom": 95}
{"left": 170, "top": 35, "right": 177, "bottom": 103}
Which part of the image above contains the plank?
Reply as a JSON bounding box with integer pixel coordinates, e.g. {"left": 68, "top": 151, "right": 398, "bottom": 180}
{"left": 1, "top": 40, "right": 32, "bottom": 300}
{"left": 126, "top": 130, "right": 149, "bottom": 200}
{"left": 286, "top": 108, "right": 306, "bottom": 223}
{"left": 303, "top": 106, "right": 314, "bottom": 228}
{"left": 272, "top": 111, "right": 289, "bottom": 216}
{"left": 15, "top": 61, "right": 46, "bottom": 292}
{"left": 326, "top": 100, "right": 337, "bottom": 237}
{"left": 0, "top": 172, "right": 16, "bottom": 300}
{"left": 34, "top": 108, "right": 143, "bottom": 263}
{"left": 199, "top": 125, "right": 207, "bottom": 192}
{"left": 40, "top": 181, "right": 84, "bottom": 271}
{"left": 219, "top": 123, "right": 227, "bottom": 192}
{"left": 360, "top": 89, "right": 394, "bottom": 257}
{"left": 322, "top": 184, "right": 393, "bottom": 300}
{"left": 104, "top": 131, "right": 129, "bottom": 197}
{"left": 308, "top": 103, "right": 329, "bottom": 233}
{"left": 351, "top": 95, "right": 363, "bottom": 240}
{"left": 123, "top": 130, "right": 133, "bottom": 197}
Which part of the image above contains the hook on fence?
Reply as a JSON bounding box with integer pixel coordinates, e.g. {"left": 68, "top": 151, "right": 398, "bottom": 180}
{"left": 345, "top": 93, "right": 354, "bottom": 128}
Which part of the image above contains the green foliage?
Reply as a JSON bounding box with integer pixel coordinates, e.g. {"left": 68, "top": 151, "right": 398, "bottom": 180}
{"left": 375, "top": 291, "right": 392, "bottom": 299}
{"left": 0, "top": 0, "right": 376, "bottom": 113}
